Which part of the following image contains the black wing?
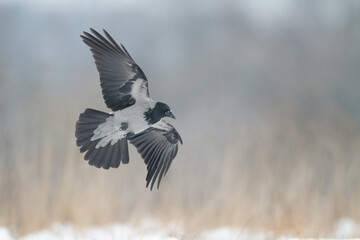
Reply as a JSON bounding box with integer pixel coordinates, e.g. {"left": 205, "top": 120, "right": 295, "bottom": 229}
{"left": 129, "top": 124, "right": 183, "bottom": 190}
{"left": 81, "top": 28, "right": 150, "bottom": 111}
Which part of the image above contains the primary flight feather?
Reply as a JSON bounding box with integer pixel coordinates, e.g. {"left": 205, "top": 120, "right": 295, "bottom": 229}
{"left": 75, "top": 28, "right": 182, "bottom": 190}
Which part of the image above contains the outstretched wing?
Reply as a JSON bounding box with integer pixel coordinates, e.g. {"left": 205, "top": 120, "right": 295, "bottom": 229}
{"left": 81, "top": 28, "right": 150, "bottom": 111}
{"left": 129, "top": 122, "right": 183, "bottom": 190}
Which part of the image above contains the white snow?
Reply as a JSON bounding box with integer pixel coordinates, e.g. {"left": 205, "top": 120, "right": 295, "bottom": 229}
{"left": 1, "top": 219, "right": 360, "bottom": 240}
{"left": 201, "top": 227, "right": 273, "bottom": 240}
{"left": 335, "top": 218, "right": 360, "bottom": 238}
{"left": 17, "top": 221, "right": 182, "bottom": 240}
{"left": 0, "top": 227, "right": 13, "bottom": 240}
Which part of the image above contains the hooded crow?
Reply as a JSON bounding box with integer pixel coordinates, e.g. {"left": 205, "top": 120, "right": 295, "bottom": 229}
{"left": 75, "top": 28, "right": 182, "bottom": 190}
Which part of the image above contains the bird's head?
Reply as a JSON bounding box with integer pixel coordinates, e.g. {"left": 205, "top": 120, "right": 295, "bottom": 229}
{"left": 155, "top": 102, "right": 175, "bottom": 120}
{"left": 145, "top": 102, "right": 175, "bottom": 124}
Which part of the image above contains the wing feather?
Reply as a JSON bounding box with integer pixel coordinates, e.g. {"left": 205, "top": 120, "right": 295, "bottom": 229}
{"left": 129, "top": 123, "right": 182, "bottom": 190}
{"left": 81, "top": 29, "right": 150, "bottom": 111}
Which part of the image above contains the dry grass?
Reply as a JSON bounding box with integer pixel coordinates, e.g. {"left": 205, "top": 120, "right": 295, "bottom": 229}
{"left": 0, "top": 90, "right": 359, "bottom": 238}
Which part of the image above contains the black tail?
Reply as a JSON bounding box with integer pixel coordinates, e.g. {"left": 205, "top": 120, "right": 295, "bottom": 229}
{"left": 75, "top": 108, "right": 129, "bottom": 169}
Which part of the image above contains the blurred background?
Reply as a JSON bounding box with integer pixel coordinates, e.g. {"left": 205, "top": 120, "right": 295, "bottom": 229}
{"left": 1, "top": 0, "right": 360, "bottom": 238}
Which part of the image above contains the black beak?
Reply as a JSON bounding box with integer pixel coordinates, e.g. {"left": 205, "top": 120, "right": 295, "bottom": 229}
{"left": 166, "top": 111, "right": 176, "bottom": 119}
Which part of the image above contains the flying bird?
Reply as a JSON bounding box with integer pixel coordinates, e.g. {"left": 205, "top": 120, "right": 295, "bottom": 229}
{"left": 75, "top": 28, "right": 182, "bottom": 190}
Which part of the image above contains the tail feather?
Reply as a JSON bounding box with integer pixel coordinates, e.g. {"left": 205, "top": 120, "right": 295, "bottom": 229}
{"left": 75, "top": 108, "right": 129, "bottom": 169}
{"left": 103, "top": 144, "right": 114, "bottom": 169}
{"left": 120, "top": 140, "right": 129, "bottom": 164}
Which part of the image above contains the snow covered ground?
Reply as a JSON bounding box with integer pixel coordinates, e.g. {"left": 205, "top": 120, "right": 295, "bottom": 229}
{"left": 0, "top": 218, "right": 359, "bottom": 240}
